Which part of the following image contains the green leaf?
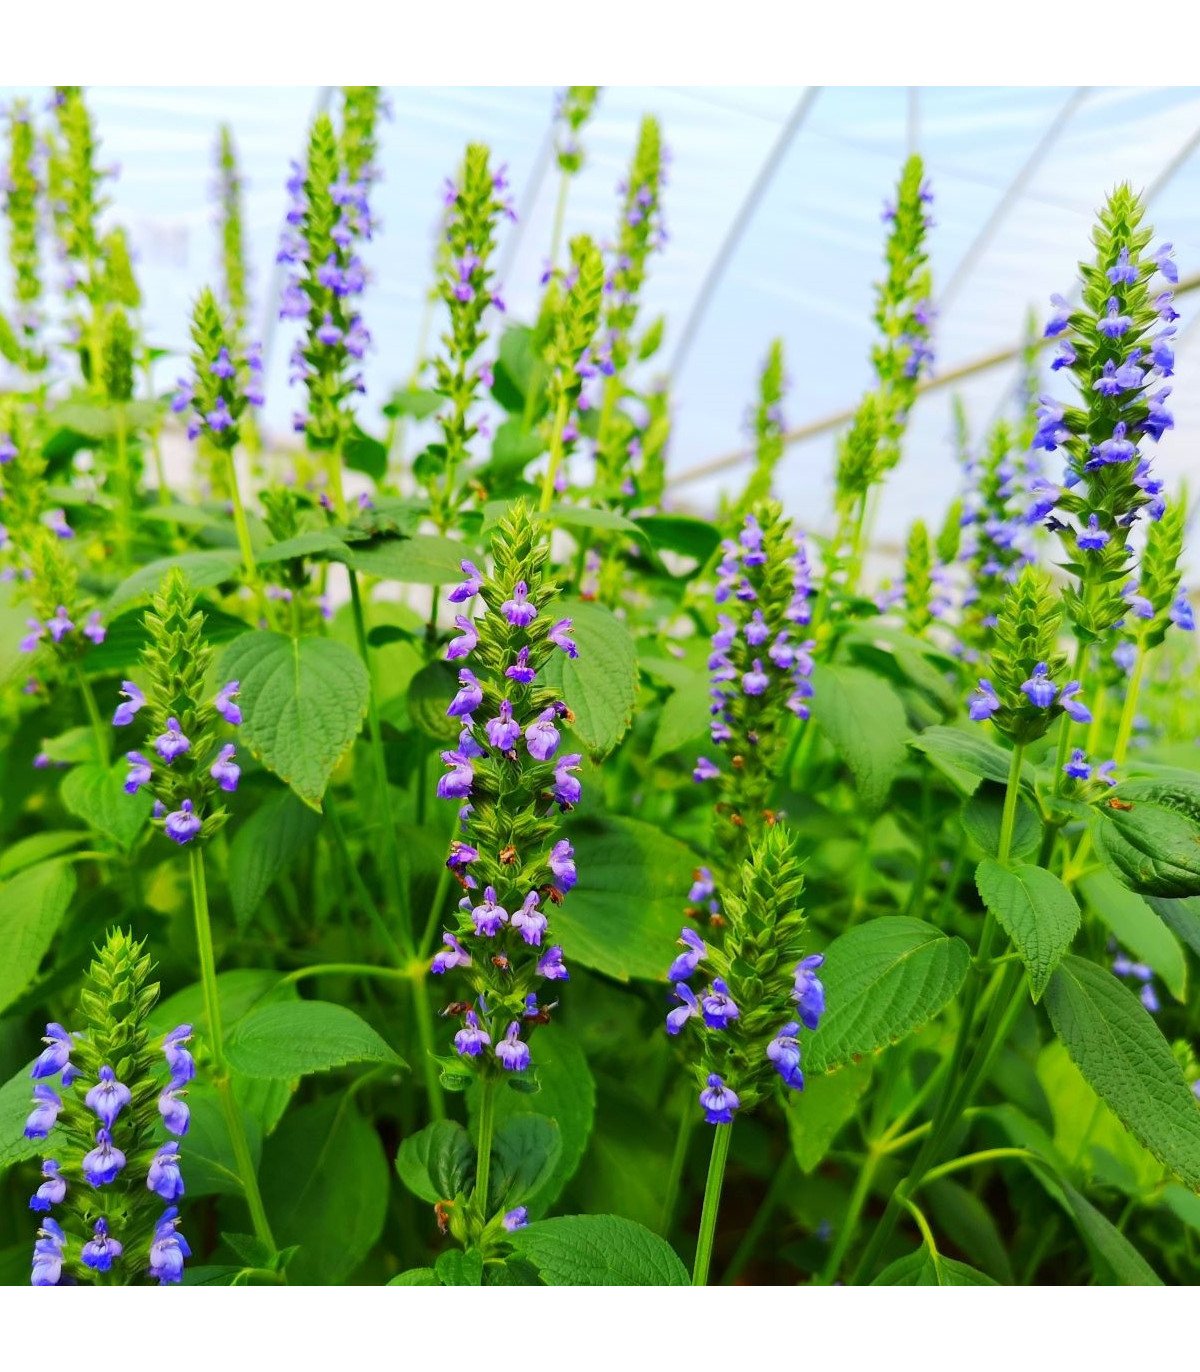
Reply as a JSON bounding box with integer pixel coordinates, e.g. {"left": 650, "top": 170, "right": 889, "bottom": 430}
{"left": 509, "top": 1214, "right": 689, "bottom": 1286}
{"left": 218, "top": 631, "right": 369, "bottom": 809}
{"left": 473, "top": 1030, "right": 596, "bottom": 1214}
{"left": 388, "top": 1267, "right": 440, "bottom": 1285}
{"left": 406, "top": 660, "right": 461, "bottom": 742}
{"left": 1079, "top": 870, "right": 1187, "bottom": 1002}
{"left": 435, "top": 1248, "right": 484, "bottom": 1286}
{"left": 975, "top": 859, "right": 1080, "bottom": 1001}
{"left": 1145, "top": 895, "right": 1200, "bottom": 958}
{"left": 805, "top": 917, "right": 971, "bottom": 1072}
{"left": 491, "top": 325, "right": 539, "bottom": 414}
{"left": 537, "top": 504, "right": 647, "bottom": 540}
{"left": 227, "top": 790, "right": 322, "bottom": 930}
{"left": 785, "top": 1060, "right": 872, "bottom": 1173}
{"left": 556, "top": 815, "right": 698, "bottom": 981}
{"left": 225, "top": 1000, "right": 403, "bottom": 1079}
{"left": 650, "top": 678, "right": 710, "bottom": 761}
{"left": 346, "top": 534, "right": 468, "bottom": 585}
{"left": 909, "top": 725, "right": 1029, "bottom": 796}
{"left": 873, "top": 1248, "right": 997, "bottom": 1285}
{"left": 810, "top": 663, "right": 907, "bottom": 810}
{"left": 1044, "top": 955, "right": 1200, "bottom": 1188}
{"left": 60, "top": 761, "right": 153, "bottom": 850}
{"left": 383, "top": 387, "right": 442, "bottom": 420}
{"left": 344, "top": 425, "right": 387, "bottom": 482}
{"left": 182, "top": 1082, "right": 264, "bottom": 1198}
{"left": 0, "top": 1061, "right": 42, "bottom": 1175}
{"left": 1091, "top": 776, "right": 1200, "bottom": 897}
{"left": 150, "top": 968, "right": 293, "bottom": 1040}
{"left": 107, "top": 549, "right": 242, "bottom": 612}
{"left": 0, "top": 860, "right": 76, "bottom": 1014}
{"left": 488, "top": 1114, "right": 562, "bottom": 1211}
{"left": 634, "top": 514, "right": 721, "bottom": 566}
{"left": 960, "top": 783, "right": 1041, "bottom": 860}
{"left": 0, "top": 830, "right": 86, "bottom": 879}
{"left": 1054, "top": 1173, "right": 1162, "bottom": 1285}
{"left": 259, "top": 1096, "right": 389, "bottom": 1284}
{"left": 924, "top": 1179, "right": 1014, "bottom": 1284}
{"left": 257, "top": 530, "right": 353, "bottom": 565}
{"left": 395, "top": 1119, "right": 474, "bottom": 1204}
{"left": 541, "top": 598, "right": 637, "bottom": 758}
{"left": 84, "top": 601, "right": 250, "bottom": 677}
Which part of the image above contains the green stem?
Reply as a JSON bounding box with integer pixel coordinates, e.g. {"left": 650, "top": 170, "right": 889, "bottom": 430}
{"left": 917, "top": 1147, "right": 1031, "bottom": 1189}
{"left": 659, "top": 1097, "right": 696, "bottom": 1238}
{"left": 410, "top": 971, "right": 447, "bottom": 1123}
{"left": 692, "top": 1122, "right": 733, "bottom": 1286}
{"left": 277, "top": 962, "right": 410, "bottom": 989}
{"left": 1112, "top": 640, "right": 1146, "bottom": 766}
{"left": 818, "top": 1147, "right": 879, "bottom": 1284}
{"left": 188, "top": 845, "right": 276, "bottom": 1254}
{"left": 538, "top": 393, "right": 570, "bottom": 514}
{"left": 223, "top": 445, "right": 259, "bottom": 591}
{"left": 548, "top": 170, "right": 571, "bottom": 272}
{"left": 74, "top": 665, "right": 109, "bottom": 766}
{"left": 474, "top": 1075, "right": 498, "bottom": 1217}
{"left": 348, "top": 569, "right": 410, "bottom": 947}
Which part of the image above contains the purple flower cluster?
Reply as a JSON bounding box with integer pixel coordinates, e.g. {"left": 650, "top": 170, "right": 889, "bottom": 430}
{"left": 18, "top": 604, "right": 105, "bottom": 656}
{"left": 968, "top": 662, "right": 1090, "bottom": 726}
{"left": 1112, "top": 952, "right": 1160, "bottom": 1014}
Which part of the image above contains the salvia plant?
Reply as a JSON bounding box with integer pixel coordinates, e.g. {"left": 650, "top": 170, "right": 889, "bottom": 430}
{"left": 1, "top": 84, "right": 1199, "bottom": 1294}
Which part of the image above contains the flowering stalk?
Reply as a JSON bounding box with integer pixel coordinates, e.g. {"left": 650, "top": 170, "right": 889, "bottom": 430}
{"left": 538, "top": 233, "right": 605, "bottom": 511}
{"left": 429, "top": 502, "right": 582, "bottom": 1218}
{"left": 429, "top": 143, "right": 510, "bottom": 529}
{"left": 340, "top": 85, "right": 386, "bottom": 185}
{"left": 662, "top": 828, "right": 825, "bottom": 1283}
{"left": 692, "top": 503, "right": 815, "bottom": 876}
{"left": 727, "top": 338, "right": 786, "bottom": 523}
{"left": 23, "top": 929, "right": 193, "bottom": 1285}
{"left": 2, "top": 100, "right": 47, "bottom": 373}
{"left": 548, "top": 86, "right": 600, "bottom": 270}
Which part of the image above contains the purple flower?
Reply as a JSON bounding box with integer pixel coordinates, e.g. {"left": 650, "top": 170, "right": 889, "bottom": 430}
{"left": 147, "top": 1142, "right": 185, "bottom": 1201}
{"left": 31, "top": 1023, "right": 74, "bottom": 1080}
{"left": 316, "top": 313, "right": 343, "bottom": 347}
{"left": 29, "top": 1159, "right": 66, "bottom": 1212}
{"left": 120, "top": 752, "right": 148, "bottom": 796}
{"left": 83, "top": 612, "right": 105, "bottom": 645}
{"left": 699, "top": 1073, "right": 740, "bottom": 1125}
{"left": 446, "top": 615, "right": 479, "bottom": 660}
{"left": 207, "top": 397, "right": 234, "bottom": 433}
{"left": 31, "top": 1218, "right": 65, "bottom": 1286}
{"left": 1097, "top": 298, "right": 1131, "bottom": 338}
{"left": 162, "top": 1025, "right": 195, "bottom": 1084}
{"left": 1020, "top": 663, "right": 1057, "bottom": 708}
{"left": 84, "top": 1065, "right": 132, "bottom": 1129}
{"left": 668, "top": 927, "right": 706, "bottom": 984}
{"left": 210, "top": 743, "right": 240, "bottom": 792}
{"left": 525, "top": 707, "right": 560, "bottom": 762}
{"left": 511, "top": 891, "right": 548, "bottom": 946}
{"left": 1064, "top": 748, "right": 1092, "bottom": 781}
{"left": 454, "top": 1010, "right": 491, "bottom": 1057}
{"left": 537, "top": 945, "right": 569, "bottom": 981}
{"left": 214, "top": 680, "right": 242, "bottom": 724}
{"left": 431, "top": 932, "right": 472, "bottom": 974}
{"left": 211, "top": 346, "right": 236, "bottom": 379}
{"left": 1170, "top": 592, "right": 1195, "bottom": 631}
{"left": 693, "top": 756, "right": 719, "bottom": 782}
{"left": 448, "top": 669, "right": 483, "bottom": 717}
{"left": 158, "top": 1086, "right": 190, "bottom": 1136}
{"left": 701, "top": 978, "right": 740, "bottom": 1029}
{"left": 793, "top": 954, "right": 826, "bottom": 1031}
{"left": 1059, "top": 682, "right": 1092, "bottom": 724}
{"left": 113, "top": 680, "right": 145, "bottom": 726}
{"left": 471, "top": 885, "right": 508, "bottom": 936}
{"left": 81, "top": 1217, "right": 123, "bottom": 1271}
{"left": 24, "top": 1085, "right": 62, "bottom": 1140}
{"left": 689, "top": 868, "right": 716, "bottom": 903}
{"left": 19, "top": 619, "right": 43, "bottom": 653}
{"left": 154, "top": 717, "right": 191, "bottom": 763}
{"left": 968, "top": 679, "right": 1000, "bottom": 722}
{"left": 742, "top": 659, "right": 769, "bottom": 696}
{"left": 1112, "top": 641, "right": 1138, "bottom": 673}
{"left": 766, "top": 1022, "right": 805, "bottom": 1091}
{"left": 1044, "top": 293, "right": 1071, "bottom": 337}
{"left": 504, "top": 646, "right": 536, "bottom": 684}
{"left": 485, "top": 700, "right": 521, "bottom": 751}
{"left": 437, "top": 749, "right": 475, "bottom": 800}
{"left": 549, "top": 618, "right": 578, "bottom": 657}
{"left": 548, "top": 839, "right": 577, "bottom": 892}
{"left": 1090, "top": 422, "right": 1136, "bottom": 466}
{"left": 164, "top": 800, "right": 201, "bottom": 844}
{"left": 552, "top": 754, "right": 582, "bottom": 807}
{"left": 43, "top": 508, "right": 73, "bottom": 539}
{"left": 149, "top": 1208, "right": 191, "bottom": 1284}
{"left": 1107, "top": 247, "right": 1138, "bottom": 285}
{"left": 502, "top": 580, "right": 538, "bottom": 627}
{"left": 666, "top": 982, "right": 701, "bottom": 1035}
{"left": 1141, "top": 983, "right": 1160, "bottom": 1014}
{"left": 47, "top": 605, "right": 74, "bottom": 642}
{"left": 1076, "top": 515, "right": 1109, "bottom": 551}
{"left": 1153, "top": 241, "right": 1178, "bottom": 284}
{"left": 82, "top": 1127, "right": 126, "bottom": 1186}
{"left": 503, "top": 1206, "right": 528, "bottom": 1232}
{"left": 495, "top": 1021, "right": 531, "bottom": 1072}
{"left": 449, "top": 561, "right": 483, "bottom": 604}
{"left": 0, "top": 432, "right": 16, "bottom": 462}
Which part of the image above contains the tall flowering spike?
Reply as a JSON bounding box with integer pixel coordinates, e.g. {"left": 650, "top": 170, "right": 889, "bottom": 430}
{"left": 116, "top": 569, "right": 238, "bottom": 844}
{"left": 966, "top": 565, "right": 1076, "bottom": 746}
{"left": 834, "top": 155, "right": 934, "bottom": 516}
{"left": 729, "top": 338, "right": 787, "bottom": 522}
{"left": 184, "top": 287, "right": 263, "bottom": 451}
{"left": 340, "top": 85, "right": 386, "bottom": 184}
{"left": 1128, "top": 497, "right": 1191, "bottom": 654}
{"left": 430, "top": 501, "right": 580, "bottom": 1081}
{"left": 215, "top": 125, "right": 251, "bottom": 339}
{"left": 901, "top": 519, "right": 934, "bottom": 636}
{"left": 554, "top": 86, "right": 601, "bottom": 176}
{"left": 1036, "top": 186, "right": 1177, "bottom": 643}
{"left": 429, "top": 142, "right": 510, "bottom": 529}
{"left": 540, "top": 233, "right": 605, "bottom": 477}
{"left": 956, "top": 418, "right": 1039, "bottom": 653}
{"left": 3, "top": 100, "right": 47, "bottom": 370}
{"left": 23, "top": 928, "right": 189, "bottom": 1286}
{"left": 665, "top": 827, "right": 822, "bottom": 1121}
{"left": 280, "top": 111, "right": 374, "bottom": 473}
{"left": 698, "top": 502, "right": 815, "bottom": 868}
